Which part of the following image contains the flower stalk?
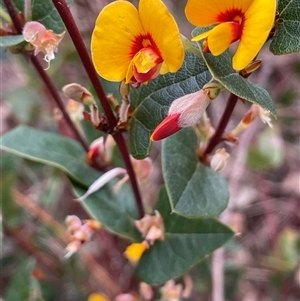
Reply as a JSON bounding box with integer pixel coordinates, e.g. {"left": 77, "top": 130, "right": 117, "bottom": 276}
{"left": 52, "top": 0, "right": 144, "bottom": 218}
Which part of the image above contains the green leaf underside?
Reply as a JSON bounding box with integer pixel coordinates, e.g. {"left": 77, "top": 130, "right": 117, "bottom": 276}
{"left": 0, "top": 126, "right": 139, "bottom": 240}
{"left": 72, "top": 183, "right": 140, "bottom": 241}
{"left": 162, "top": 128, "right": 229, "bottom": 218}
{"left": 0, "top": 125, "right": 99, "bottom": 187}
{"left": 13, "top": 0, "right": 68, "bottom": 34}
{"left": 0, "top": 35, "right": 24, "bottom": 47}
{"left": 192, "top": 27, "right": 276, "bottom": 117}
{"left": 136, "top": 186, "right": 234, "bottom": 284}
{"left": 270, "top": 0, "right": 300, "bottom": 55}
{"left": 129, "top": 51, "right": 211, "bottom": 159}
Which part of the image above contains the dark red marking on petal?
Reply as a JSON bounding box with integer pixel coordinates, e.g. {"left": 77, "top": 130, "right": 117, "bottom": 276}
{"left": 130, "top": 33, "right": 162, "bottom": 59}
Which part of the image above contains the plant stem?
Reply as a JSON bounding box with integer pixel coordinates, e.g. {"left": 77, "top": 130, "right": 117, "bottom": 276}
{"left": 52, "top": 0, "right": 117, "bottom": 128}
{"left": 52, "top": 0, "right": 144, "bottom": 217}
{"left": 3, "top": 0, "right": 89, "bottom": 152}
{"left": 31, "top": 55, "right": 90, "bottom": 151}
{"left": 202, "top": 93, "right": 238, "bottom": 158}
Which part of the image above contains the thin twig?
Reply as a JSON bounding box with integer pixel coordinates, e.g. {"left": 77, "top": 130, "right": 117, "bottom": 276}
{"left": 52, "top": 0, "right": 144, "bottom": 217}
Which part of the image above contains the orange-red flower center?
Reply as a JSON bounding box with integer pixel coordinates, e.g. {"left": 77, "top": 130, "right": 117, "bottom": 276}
{"left": 216, "top": 9, "right": 245, "bottom": 42}
{"left": 129, "top": 33, "right": 163, "bottom": 84}
{"left": 130, "top": 33, "right": 162, "bottom": 59}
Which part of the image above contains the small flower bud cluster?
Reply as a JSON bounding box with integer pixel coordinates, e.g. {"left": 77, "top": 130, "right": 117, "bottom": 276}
{"left": 64, "top": 215, "right": 101, "bottom": 258}
{"left": 124, "top": 211, "right": 165, "bottom": 264}
{"left": 160, "top": 275, "right": 193, "bottom": 301}
{"left": 135, "top": 210, "right": 165, "bottom": 244}
{"left": 62, "top": 83, "right": 102, "bottom": 127}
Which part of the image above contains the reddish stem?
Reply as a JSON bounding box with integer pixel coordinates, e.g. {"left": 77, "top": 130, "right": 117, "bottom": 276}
{"left": 202, "top": 93, "right": 238, "bottom": 158}
{"left": 51, "top": 0, "right": 144, "bottom": 217}
{"left": 3, "top": 0, "right": 89, "bottom": 152}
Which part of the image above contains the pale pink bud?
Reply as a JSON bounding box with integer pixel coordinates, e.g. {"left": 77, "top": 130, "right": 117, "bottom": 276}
{"left": 73, "top": 224, "right": 93, "bottom": 242}
{"left": 65, "top": 215, "right": 82, "bottom": 233}
{"left": 135, "top": 214, "right": 153, "bottom": 237}
{"left": 139, "top": 282, "right": 153, "bottom": 301}
{"left": 62, "top": 83, "right": 95, "bottom": 106}
{"left": 87, "top": 135, "right": 116, "bottom": 165}
{"left": 182, "top": 275, "right": 193, "bottom": 298}
{"left": 145, "top": 225, "right": 164, "bottom": 244}
{"left": 160, "top": 280, "right": 183, "bottom": 301}
{"left": 210, "top": 148, "right": 230, "bottom": 172}
{"left": 90, "top": 104, "right": 100, "bottom": 127}
{"left": 66, "top": 99, "right": 84, "bottom": 121}
{"left": 23, "top": 21, "right": 65, "bottom": 68}
{"left": 135, "top": 211, "right": 165, "bottom": 243}
{"left": 114, "top": 294, "right": 136, "bottom": 301}
{"left": 151, "top": 89, "right": 213, "bottom": 141}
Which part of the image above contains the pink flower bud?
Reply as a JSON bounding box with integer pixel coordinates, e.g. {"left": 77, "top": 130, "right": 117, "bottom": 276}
{"left": 23, "top": 21, "right": 65, "bottom": 68}
{"left": 114, "top": 294, "right": 136, "bottom": 301}
{"left": 62, "top": 83, "right": 95, "bottom": 106}
{"left": 139, "top": 282, "right": 153, "bottom": 301}
{"left": 160, "top": 280, "right": 183, "bottom": 301}
{"left": 151, "top": 90, "right": 212, "bottom": 141}
{"left": 65, "top": 215, "right": 82, "bottom": 233}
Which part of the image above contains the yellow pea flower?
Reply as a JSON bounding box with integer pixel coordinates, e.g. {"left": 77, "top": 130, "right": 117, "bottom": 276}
{"left": 91, "top": 0, "right": 184, "bottom": 85}
{"left": 185, "top": 0, "right": 276, "bottom": 70}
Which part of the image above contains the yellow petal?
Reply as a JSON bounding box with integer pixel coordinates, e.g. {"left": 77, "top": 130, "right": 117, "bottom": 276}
{"left": 207, "top": 22, "right": 239, "bottom": 56}
{"left": 139, "top": 0, "right": 184, "bottom": 73}
{"left": 191, "top": 30, "right": 211, "bottom": 42}
{"left": 91, "top": 1, "right": 145, "bottom": 82}
{"left": 160, "top": 62, "right": 169, "bottom": 75}
{"left": 87, "top": 293, "right": 109, "bottom": 301}
{"left": 233, "top": 0, "right": 276, "bottom": 70}
{"left": 124, "top": 242, "right": 148, "bottom": 264}
{"left": 185, "top": 0, "right": 253, "bottom": 26}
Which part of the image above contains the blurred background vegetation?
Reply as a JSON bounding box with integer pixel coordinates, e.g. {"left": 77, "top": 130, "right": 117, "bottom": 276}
{"left": 1, "top": 0, "right": 300, "bottom": 300}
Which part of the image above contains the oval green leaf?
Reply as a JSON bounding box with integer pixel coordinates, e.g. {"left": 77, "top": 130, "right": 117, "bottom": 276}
{"left": 129, "top": 51, "right": 211, "bottom": 159}
{"left": 162, "top": 128, "right": 229, "bottom": 218}
{"left": 270, "top": 0, "right": 300, "bottom": 55}
{"left": 136, "top": 186, "right": 234, "bottom": 284}
{"left": 191, "top": 27, "right": 276, "bottom": 117}
{"left": 0, "top": 126, "right": 140, "bottom": 240}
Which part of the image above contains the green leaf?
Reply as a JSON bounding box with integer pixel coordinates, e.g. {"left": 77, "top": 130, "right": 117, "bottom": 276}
{"left": 162, "top": 128, "right": 229, "bottom": 218}
{"left": 4, "top": 259, "right": 36, "bottom": 301}
{"left": 0, "top": 125, "right": 99, "bottom": 187}
{"left": 13, "top": 0, "right": 69, "bottom": 33}
{"left": 192, "top": 28, "right": 276, "bottom": 117}
{"left": 0, "top": 35, "right": 24, "bottom": 47}
{"left": 270, "top": 0, "right": 300, "bottom": 55}
{"left": 136, "top": 186, "right": 234, "bottom": 284}
{"left": 129, "top": 51, "right": 211, "bottom": 159}
{"left": 72, "top": 183, "right": 141, "bottom": 241}
{"left": 0, "top": 126, "right": 140, "bottom": 240}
